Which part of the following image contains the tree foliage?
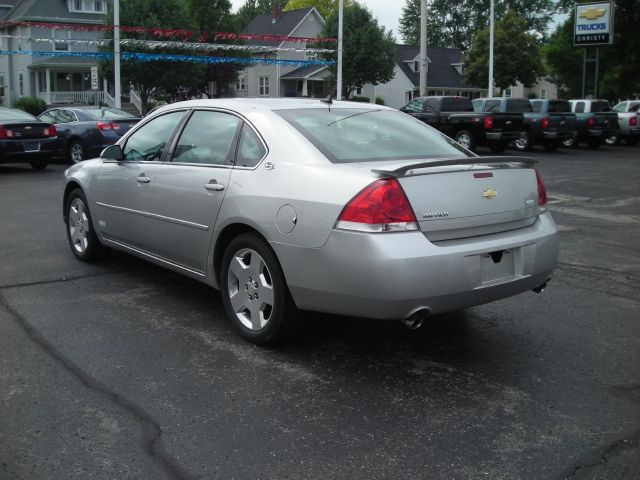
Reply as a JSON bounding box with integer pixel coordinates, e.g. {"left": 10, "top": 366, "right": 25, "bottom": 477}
{"left": 234, "top": 0, "right": 289, "bottom": 31}
{"left": 545, "top": 0, "right": 640, "bottom": 99}
{"left": 399, "top": 0, "right": 557, "bottom": 52}
{"left": 321, "top": 3, "right": 396, "bottom": 98}
{"left": 463, "top": 10, "right": 545, "bottom": 93}
{"left": 284, "top": 0, "right": 353, "bottom": 19}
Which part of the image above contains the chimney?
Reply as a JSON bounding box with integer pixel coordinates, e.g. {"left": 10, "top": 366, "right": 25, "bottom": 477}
{"left": 272, "top": 2, "right": 282, "bottom": 23}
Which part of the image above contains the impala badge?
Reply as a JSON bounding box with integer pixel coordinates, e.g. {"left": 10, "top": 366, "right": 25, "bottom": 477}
{"left": 482, "top": 188, "right": 498, "bottom": 199}
{"left": 423, "top": 211, "right": 449, "bottom": 219}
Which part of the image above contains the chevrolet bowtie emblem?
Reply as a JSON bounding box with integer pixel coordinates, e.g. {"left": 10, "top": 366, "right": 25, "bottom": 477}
{"left": 25, "top": 125, "right": 32, "bottom": 130}
{"left": 482, "top": 188, "right": 497, "bottom": 199}
{"left": 579, "top": 7, "right": 606, "bottom": 21}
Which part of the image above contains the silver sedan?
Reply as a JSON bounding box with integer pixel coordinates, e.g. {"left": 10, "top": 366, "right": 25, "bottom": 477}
{"left": 63, "top": 98, "right": 558, "bottom": 344}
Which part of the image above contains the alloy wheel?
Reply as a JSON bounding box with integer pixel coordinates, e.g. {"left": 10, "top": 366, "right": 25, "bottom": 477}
{"left": 457, "top": 133, "right": 471, "bottom": 149}
{"left": 71, "top": 143, "right": 85, "bottom": 163}
{"left": 68, "top": 197, "right": 90, "bottom": 254}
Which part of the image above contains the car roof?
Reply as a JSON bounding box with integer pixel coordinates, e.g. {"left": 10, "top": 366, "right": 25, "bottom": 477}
{"left": 152, "top": 98, "right": 395, "bottom": 116}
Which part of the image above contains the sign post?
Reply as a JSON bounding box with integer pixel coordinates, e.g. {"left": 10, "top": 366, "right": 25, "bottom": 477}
{"left": 91, "top": 66, "right": 98, "bottom": 106}
{"left": 574, "top": 1, "right": 614, "bottom": 98}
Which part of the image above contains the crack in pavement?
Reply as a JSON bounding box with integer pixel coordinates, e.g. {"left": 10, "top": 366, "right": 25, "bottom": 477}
{"left": 0, "top": 270, "right": 133, "bottom": 290}
{"left": 559, "top": 385, "right": 640, "bottom": 480}
{"left": 0, "top": 291, "right": 197, "bottom": 480}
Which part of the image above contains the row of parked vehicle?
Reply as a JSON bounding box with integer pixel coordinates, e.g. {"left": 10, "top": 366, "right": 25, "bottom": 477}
{"left": 0, "top": 105, "right": 140, "bottom": 170}
{"left": 400, "top": 96, "right": 639, "bottom": 153}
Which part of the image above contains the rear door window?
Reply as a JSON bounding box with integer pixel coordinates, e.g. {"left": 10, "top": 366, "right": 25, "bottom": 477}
{"left": 38, "top": 110, "right": 59, "bottom": 123}
{"left": 235, "top": 125, "right": 266, "bottom": 168}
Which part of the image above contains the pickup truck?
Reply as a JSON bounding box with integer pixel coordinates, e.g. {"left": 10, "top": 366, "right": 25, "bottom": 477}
{"left": 565, "top": 99, "right": 620, "bottom": 148}
{"left": 612, "top": 101, "right": 640, "bottom": 145}
{"left": 473, "top": 98, "right": 577, "bottom": 151}
{"left": 399, "top": 96, "right": 523, "bottom": 152}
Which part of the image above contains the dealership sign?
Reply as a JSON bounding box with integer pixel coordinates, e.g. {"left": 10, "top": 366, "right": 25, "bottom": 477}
{"left": 574, "top": 2, "right": 615, "bottom": 45}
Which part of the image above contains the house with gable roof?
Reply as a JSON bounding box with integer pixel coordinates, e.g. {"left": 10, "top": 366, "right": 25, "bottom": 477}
{"left": 0, "top": 0, "right": 110, "bottom": 107}
{"left": 233, "top": 3, "right": 333, "bottom": 99}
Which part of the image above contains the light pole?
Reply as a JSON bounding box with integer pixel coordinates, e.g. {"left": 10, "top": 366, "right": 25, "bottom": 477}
{"left": 488, "top": 0, "right": 494, "bottom": 98}
{"left": 419, "top": 0, "right": 427, "bottom": 96}
{"left": 114, "top": 0, "right": 121, "bottom": 108}
{"left": 337, "top": 0, "right": 344, "bottom": 99}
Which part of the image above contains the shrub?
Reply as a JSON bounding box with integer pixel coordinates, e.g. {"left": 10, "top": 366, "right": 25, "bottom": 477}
{"left": 14, "top": 96, "right": 47, "bottom": 116}
{"left": 375, "top": 96, "right": 385, "bottom": 105}
{"left": 350, "top": 96, "right": 370, "bottom": 103}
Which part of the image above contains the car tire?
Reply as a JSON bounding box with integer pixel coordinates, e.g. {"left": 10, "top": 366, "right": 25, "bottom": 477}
{"left": 513, "top": 131, "right": 531, "bottom": 151}
{"left": 454, "top": 130, "right": 475, "bottom": 151}
{"left": 29, "top": 159, "right": 49, "bottom": 170}
{"left": 587, "top": 139, "right": 601, "bottom": 148}
{"left": 562, "top": 137, "right": 577, "bottom": 149}
{"left": 69, "top": 140, "right": 87, "bottom": 163}
{"left": 220, "top": 233, "right": 298, "bottom": 345}
{"left": 65, "top": 188, "right": 110, "bottom": 262}
{"left": 488, "top": 142, "right": 507, "bottom": 153}
{"left": 604, "top": 134, "right": 619, "bottom": 146}
{"left": 543, "top": 140, "right": 560, "bottom": 151}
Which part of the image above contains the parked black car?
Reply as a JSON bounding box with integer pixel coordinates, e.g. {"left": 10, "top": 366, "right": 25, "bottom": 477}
{"left": 38, "top": 106, "right": 140, "bottom": 163}
{"left": 0, "top": 107, "right": 58, "bottom": 170}
{"left": 400, "top": 96, "right": 523, "bottom": 152}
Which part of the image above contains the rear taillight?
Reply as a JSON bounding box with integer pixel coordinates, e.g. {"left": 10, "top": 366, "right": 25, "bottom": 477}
{"left": 336, "top": 178, "right": 419, "bottom": 233}
{"left": 483, "top": 115, "right": 494, "bottom": 130}
{"left": 97, "top": 121, "right": 117, "bottom": 131}
{"left": 586, "top": 117, "right": 595, "bottom": 128}
{"left": 540, "top": 117, "right": 549, "bottom": 129}
{"left": 43, "top": 124, "right": 57, "bottom": 137}
{"left": 535, "top": 169, "right": 547, "bottom": 208}
{"left": 630, "top": 116, "right": 637, "bottom": 127}
{"left": 0, "top": 126, "right": 15, "bottom": 138}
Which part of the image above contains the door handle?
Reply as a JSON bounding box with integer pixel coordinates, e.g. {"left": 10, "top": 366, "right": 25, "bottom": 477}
{"left": 204, "top": 182, "right": 225, "bottom": 192}
{"left": 136, "top": 176, "right": 151, "bottom": 184}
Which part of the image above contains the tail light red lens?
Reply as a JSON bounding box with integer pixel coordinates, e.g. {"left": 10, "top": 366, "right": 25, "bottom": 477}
{"left": 483, "top": 115, "right": 494, "bottom": 130}
{"left": 0, "top": 126, "right": 15, "bottom": 138}
{"left": 535, "top": 169, "right": 547, "bottom": 208}
{"left": 630, "top": 116, "right": 637, "bottom": 127}
{"left": 586, "top": 117, "right": 595, "bottom": 128}
{"left": 97, "top": 121, "right": 118, "bottom": 131}
{"left": 43, "top": 124, "right": 57, "bottom": 137}
{"left": 336, "top": 178, "right": 419, "bottom": 232}
{"left": 540, "top": 117, "right": 549, "bottom": 129}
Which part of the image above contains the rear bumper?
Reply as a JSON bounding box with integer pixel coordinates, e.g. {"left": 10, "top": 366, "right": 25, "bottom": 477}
{"left": 486, "top": 131, "right": 522, "bottom": 142}
{"left": 623, "top": 128, "right": 639, "bottom": 138}
{"left": 274, "top": 212, "right": 558, "bottom": 320}
{"left": 0, "top": 138, "right": 57, "bottom": 164}
{"left": 541, "top": 130, "right": 576, "bottom": 140}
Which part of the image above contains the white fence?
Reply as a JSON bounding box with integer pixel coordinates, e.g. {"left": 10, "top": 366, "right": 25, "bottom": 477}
{"left": 40, "top": 91, "right": 105, "bottom": 105}
{"left": 130, "top": 87, "right": 143, "bottom": 114}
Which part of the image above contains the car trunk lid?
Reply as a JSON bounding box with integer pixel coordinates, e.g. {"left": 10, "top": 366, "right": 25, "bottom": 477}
{"left": 3, "top": 122, "right": 51, "bottom": 139}
{"left": 110, "top": 118, "right": 139, "bottom": 137}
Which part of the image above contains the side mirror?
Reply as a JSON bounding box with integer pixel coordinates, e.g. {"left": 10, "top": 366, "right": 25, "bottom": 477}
{"left": 101, "top": 144, "right": 123, "bottom": 161}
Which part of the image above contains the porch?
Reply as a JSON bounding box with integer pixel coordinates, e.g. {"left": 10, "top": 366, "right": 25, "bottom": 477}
{"left": 280, "top": 65, "right": 333, "bottom": 98}
{"left": 29, "top": 59, "right": 104, "bottom": 106}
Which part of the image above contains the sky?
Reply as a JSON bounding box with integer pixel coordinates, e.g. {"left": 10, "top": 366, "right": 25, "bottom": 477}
{"left": 229, "top": 0, "right": 406, "bottom": 41}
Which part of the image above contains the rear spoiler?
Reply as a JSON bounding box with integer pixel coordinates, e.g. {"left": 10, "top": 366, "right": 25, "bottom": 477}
{"left": 371, "top": 156, "right": 537, "bottom": 178}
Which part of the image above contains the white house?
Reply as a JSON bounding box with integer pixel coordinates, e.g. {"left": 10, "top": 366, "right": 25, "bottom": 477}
{"left": 0, "top": 0, "right": 109, "bottom": 107}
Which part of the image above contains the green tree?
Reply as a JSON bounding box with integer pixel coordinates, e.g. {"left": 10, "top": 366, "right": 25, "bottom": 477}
{"left": 463, "top": 9, "right": 545, "bottom": 93}
{"left": 399, "top": 0, "right": 556, "bottom": 52}
{"left": 234, "top": 0, "right": 289, "bottom": 31}
{"left": 321, "top": 3, "right": 395, "bottom": 98}
{"left": 284, "top": 0, "right": 353, "bottom": 19}
{"left": 102, "top": 0, "right": 204, "bottom": 113}
{"left": 545, "top": 0, "right": 640, "bottom": 99}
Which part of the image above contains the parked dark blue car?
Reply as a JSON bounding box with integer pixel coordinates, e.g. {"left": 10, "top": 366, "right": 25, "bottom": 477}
{"left": 38, "top": 106, "right": 140, "bottom": 163}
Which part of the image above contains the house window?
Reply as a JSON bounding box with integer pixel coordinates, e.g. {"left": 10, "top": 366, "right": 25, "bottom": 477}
{"left": 19, "top": 73, "right": 24, "bottom": 96}
{"left": 53, "top": 30, "right": 70, "bottom": 51}
{"left": 259, "top": 76, "right": 270, "bottom": 96}
{"left": 69, "top": 0, "right": 105, "bottom": 13}
{"left": 355, "top": 87, "right": 363, "bottom": 96}
{"left": 236, "top": 75, "right": 245, "bottom": 91}
{"left": 414, "top": 61, "right": 419, "bottom": 72}
{"left": 0, "top": 74, "right": 5, "bottom": 98}
{"left": 540, "top": 89, "right": 547, "bottom": 99}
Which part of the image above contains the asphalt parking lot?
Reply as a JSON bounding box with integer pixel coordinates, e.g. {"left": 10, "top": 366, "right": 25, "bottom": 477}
{"left": 1, "top": 145, "right": 639, "bottom": 480}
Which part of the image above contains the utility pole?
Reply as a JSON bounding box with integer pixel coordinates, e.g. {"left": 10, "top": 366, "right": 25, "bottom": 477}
{"left": 114, "top": 0, "right": 121, "bottom": 108}
{"left": 419, "top": 0, "right": 427, "bottom": 96}
{"left": 337, "top": 0, "right": 343, "bottom": 99}
{"left": 488, "top": 0, "right": 494, "bottom": 98}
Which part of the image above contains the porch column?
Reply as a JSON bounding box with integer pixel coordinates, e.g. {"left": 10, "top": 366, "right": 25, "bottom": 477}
{"left": 35, "top": 71, "right": 40, "bottom": 96}
{"left": 45, "top": 68, "right": 52, "bottom": 104}
{"left": 302, "top": 79, "right": 308, "bottom": 97}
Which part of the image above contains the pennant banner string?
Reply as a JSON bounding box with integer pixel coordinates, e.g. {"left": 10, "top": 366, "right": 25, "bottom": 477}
{"left": 0, "top": 49, "right": 335, "bottom": 67}
{"left": 0, "top": 20, "right": 336, "bottom": 44}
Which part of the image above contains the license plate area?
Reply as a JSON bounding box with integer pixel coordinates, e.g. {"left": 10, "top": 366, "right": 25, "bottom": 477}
{"left": 480, "top": 249, "right": 515, "bottom": 284}
{"left": 23, "top": 142, "right": 41, "bottom": 152}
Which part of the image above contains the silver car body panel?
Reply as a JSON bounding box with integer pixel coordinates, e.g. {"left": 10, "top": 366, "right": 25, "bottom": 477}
{"left": 64, "top": 98, "right": 558, "bottom": 320}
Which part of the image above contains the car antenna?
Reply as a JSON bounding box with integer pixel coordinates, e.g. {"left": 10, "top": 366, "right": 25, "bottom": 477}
{"left": 321, "top": 94, "right": 333, "bottom": 111}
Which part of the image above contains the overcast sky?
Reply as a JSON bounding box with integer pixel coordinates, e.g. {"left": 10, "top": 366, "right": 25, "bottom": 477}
{"left": 229, "top": 0, "right": 406, "bottom": 41}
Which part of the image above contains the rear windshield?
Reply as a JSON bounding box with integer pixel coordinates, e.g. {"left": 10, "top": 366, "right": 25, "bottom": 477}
{"left": 0, "top": 108, "right": 37, "bottom": 121}
{"left": 591, "top": 101, "right": 611, "bottom": 112}
{"left": 440, "top": 98, "right": 473, "bottom": 112}
{"left": 84, "top": 108, "right": 136, "bottom": 119}
{"left": 546, "top": 101, "right": 572, "bottom": 113}
{"left": 505, "top": 99, "right": 532, "bottom": 113}
{"left": 275, "top": 108, "right": 471, "bottom": 163}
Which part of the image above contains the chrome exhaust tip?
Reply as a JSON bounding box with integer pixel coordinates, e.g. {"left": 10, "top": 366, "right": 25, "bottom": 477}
{"left": 402, "top": 309, "right": 430, "bottom": 330}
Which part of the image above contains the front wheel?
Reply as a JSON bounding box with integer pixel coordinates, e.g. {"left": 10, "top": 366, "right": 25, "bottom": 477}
{"left": 454, "top": 130, "right": 475, "bottom": 151}
{"left": 69, "top": 140, "right": 87, "bottom": 163}
{"left": 604, "top": 134, "right": 619, "bottom": 146}
{"left": 65, "top": 189, "right": 110, "bottom": 262}
{"left": 220, "top": 234, "right": 298, "bottom": 345}
{"left": 562, "top": 137, "right": 577, "bottom": 149}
